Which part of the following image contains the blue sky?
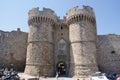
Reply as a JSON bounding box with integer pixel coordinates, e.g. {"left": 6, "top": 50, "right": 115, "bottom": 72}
{"left": 0, "top": 0, "right": 120, "bottom": 35}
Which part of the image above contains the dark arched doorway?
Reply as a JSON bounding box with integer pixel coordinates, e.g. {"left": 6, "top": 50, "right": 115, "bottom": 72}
{"left": 56, "top": 62, "right": 66, "bottom": 76}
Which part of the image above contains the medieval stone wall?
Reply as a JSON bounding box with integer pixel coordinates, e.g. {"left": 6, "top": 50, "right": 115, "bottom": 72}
{"left": 1, "top": 28, "right": 120, "bottom": 74}
{"left": 0, "top": 29, "right": 28, "bottom": 71}
{"left": 1, "top": 5, "right": 120, "bottom": 79}
{"left": 97, "top": 35, "right": 120, "bottom": 73}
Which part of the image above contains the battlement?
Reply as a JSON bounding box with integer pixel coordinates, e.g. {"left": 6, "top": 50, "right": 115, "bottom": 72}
{"left": 28, "top": 7, "right": 58, "bottom": 25}
{"left": 28, "top": 6, "right": 96, "bottom": 26}
{"left": 66, "top": 5, "right": 95, "bottom": 19}
{"left": 66, "top": 6, "right": 96, "bottom": 25}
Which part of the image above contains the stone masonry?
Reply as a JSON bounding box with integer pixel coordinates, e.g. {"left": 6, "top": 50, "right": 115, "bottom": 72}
{"left": 24, "top": 8, "right": 56, "bottom": 76}
{"left": 0, "top": 29, "right": 28, "bottom": 71}
{"left": 24, "top": 5, "right": 98, "bottom": 78}
{"left": 0, "top": 5, "right": 120, "bottom": 79}
{"left": 97, "top": 35, "right": 120, "bottom": 73}
{"left": 66, "top": 6, "right": 98, "bottom": 78}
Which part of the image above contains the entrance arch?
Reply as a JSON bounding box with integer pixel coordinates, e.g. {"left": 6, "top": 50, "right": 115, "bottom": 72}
{"left": 56, "top": 61, "right": 66, "bottom": 76}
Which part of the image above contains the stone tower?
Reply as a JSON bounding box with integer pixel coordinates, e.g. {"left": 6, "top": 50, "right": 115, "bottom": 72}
{"left": 66, "top": 6, "right": 98, "bottom": 78}
{"left": 24, "top": 7, "right": 58, "bottom": 76}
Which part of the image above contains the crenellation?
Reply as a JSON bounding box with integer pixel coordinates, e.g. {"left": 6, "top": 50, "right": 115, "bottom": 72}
{"left": 28, "top": 7, "right": 40, "bottom": 17}
{"left": 83, "top": 5, "right": 94, "bottom": 14}
{"left": 28, "top": 6, "right": 96, "bottom": 29}
{"left": 66, "top": 6, "right": 96, "bottom": 27}
{"left": 28, "top": 7, "right": 58, "bottom": 26}
{"left": 28, "top": 16, "right": 55, "bottom": 25}
{"left": 66, "top": 14, "right": 95, "bottom": 26}
{"left": 66, "top": 6, "right": 95, "bottom": 19}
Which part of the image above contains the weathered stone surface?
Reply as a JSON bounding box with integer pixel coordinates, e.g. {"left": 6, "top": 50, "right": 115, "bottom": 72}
{"left": 25, "top": 42, "right": 54, "bottom": 76}
{"left": 66, "top": 6, "right": 98, "bottom": 77}
{"left": 1, "top": 5, "right": 120, "bottom": 79}
{"left": 0, "top": 29, "right": 28, "bottom": 71}
{"left": 97, "top": 35, "right": 120, "bottom": 73}
{"left": 25, "top": 9, "right": 55, "bottom": 76}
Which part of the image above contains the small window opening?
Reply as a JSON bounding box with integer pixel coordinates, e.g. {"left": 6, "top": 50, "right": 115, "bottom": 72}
{"left": 61, "top": 26, "right": 63, "bottom": 30}
{"left": 111, "top": 50, "right": 116, "bottom": 54}
{"left": 61, "top": 33, "right": 63, "bottom": 36}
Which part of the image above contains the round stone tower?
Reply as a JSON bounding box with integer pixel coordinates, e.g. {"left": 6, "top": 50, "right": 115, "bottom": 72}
{"left": 24, "top": 7, "right": 57, "bottom": 76}
{"left": 66, "top": 6, "right": 98, "bottom": 78}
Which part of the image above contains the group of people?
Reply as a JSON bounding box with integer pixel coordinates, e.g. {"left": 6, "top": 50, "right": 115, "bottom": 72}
{"left": 0, "top": 64, "right": 19, "bottom": 80}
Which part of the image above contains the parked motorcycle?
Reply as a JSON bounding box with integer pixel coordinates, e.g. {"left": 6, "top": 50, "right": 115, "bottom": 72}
{"left": 0, "top": 64, "right": 20, "bottom": 80}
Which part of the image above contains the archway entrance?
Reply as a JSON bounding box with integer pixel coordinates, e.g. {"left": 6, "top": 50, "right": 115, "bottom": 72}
{"left": 56, "top": 62, "right": 66, "bottom": 76}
